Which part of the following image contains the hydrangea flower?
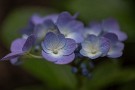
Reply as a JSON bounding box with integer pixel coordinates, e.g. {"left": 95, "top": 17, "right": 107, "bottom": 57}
{"left": 41, "top": 32, "right": 77, "bottom": 64}
{"left": 83, "top": 21, "right": 102, "bottom": 38}
{"left": 20, "top": 14, "right": 59, "bottom": 37}
{"left": 83, "top": 18, "right": 127, "bottom": 42}
{"left": 56, "top": 12, "right": 84, "bottom": 43}
{"left": 103, "top": 33, "right": 124, "bottom": 58}
{"left": 34, "top": 19, "right": 60, "bottom": 41}
{"left": 102, "top": 18, "right": 127, "bottom": 41}
{"left": 1, "top": 34, "right": 36, "bottom": 64}
{"left": 31, "top": 12, "right": 78, "bottom": 25}
{"left": 31, "top": 14, "right": 59, "bottom": 25}
{"left": 0, "top": 11, "right": 128, "bottom": 78}
{"left": 80, "top": 35, "right": 110, "bottom": 59}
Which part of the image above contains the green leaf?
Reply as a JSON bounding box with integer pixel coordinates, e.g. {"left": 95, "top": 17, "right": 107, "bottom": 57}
{"left": 82, "top": 61, "right": 135, "bottom": 90}
{"left": 15, "top": 85, "right": 45, "bottom": 90}
{"left": 21, "top": 59, "right": 77, "bottom": 89}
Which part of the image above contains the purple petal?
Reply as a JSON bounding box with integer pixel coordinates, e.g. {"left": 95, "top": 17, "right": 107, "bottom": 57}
{"left": 42, "top": 50, "right": 75, "bottom": 64}
{"left": 31, "top": 14, "right": 44, "bottom": 25}
{"left": 34, "top": 19, "right": 60, "bottom": 40}
{"left": 42, "top": 33, "right": 66, "bottom": 52}
{"left": 31, "top": 14, "right": 58, "bottom": 25}
{"left": 86, "top": 35, "right": 99, "bottom": 43}
{"left": 85, "top": 21, "right": 102, "bottom": 36}
{"left": 42, "top": 19, "right": 60, "bottom": 33}
{"left": 102, "top": 18, "right": 120, "bottom": 31}
{"left": 43, "top": 32, "right": 58, "bottom": 50}
{"left": 111, "top": 30, "right": 127, "bottom": 41}
{"left": 42, "top": 50, "right": 58, "bottom": 62}
{"left": 107, "top": 42, "right": 124, "bottom": 58}
{"left": 1, "top": 52, "right": 24, "bottom": 60}
{"left": 11, "top": 39, "right": 26, "bottom": 52}
{"left": 54, "top": 53, "right": 75, "bottom": 64}
{"left": 99, "top": 37, "right": 110, "bottom": 56}
{"left": 61, "top": 38, "right": 77, "bottom": 55}
{"left": 56, "top": 12, "right": 74, "bottom": 27}
{"left": 43, "top": 14, "right": 58, "bottom": 23}
{"left": 10, "top": 58, "right": 22, "bottom": 65}
{"left": 66, "top": 32, "right": 84, "bottom": 43}
{"left": 66, "top": 20, "right": 84, "bottom": 32}
{"left": 103, "top": 33, "right": 118, "bottom": 44}
{"left": 108, "top": 51, "right": 123, "bottom": 58}
{"left": 22, "top": 34, "right": 36, "bottom": 51}
{"left": 56, "top": 34, "right": 66, "bottom": 49}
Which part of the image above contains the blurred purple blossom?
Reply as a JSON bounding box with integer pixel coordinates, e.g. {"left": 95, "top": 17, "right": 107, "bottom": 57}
{"left": 41, "top": 32, "right": 77, "bottom": 64}
{"left": 56, "top": 12, "right": 84, "bottom": 43}
{"left": 103, "top": 33, "right": 124, "bottom": 58}
{"left": 1, "top": 34, "right": 36, "bottom": 64}
{"left": 80, "top": 35, "right": 110, "bottom": 59}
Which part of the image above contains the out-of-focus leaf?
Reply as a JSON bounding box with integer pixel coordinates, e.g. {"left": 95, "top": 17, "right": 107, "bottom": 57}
{"left": 15, "top": 85, "right": 45, "bottom": 90}
{"left": 21, "top": 58, "right": 77, "bottom": 89}
{"left": 67, "top": 0, "right": 135, "bottom": 42}
{"left": 118, "top": 81, "right": 135, "bottom": 90}
{"left": 1, "top": 7, "right": 56, "bottom": 47}
{"left": 81, "top": 61, "right": 135, "bottom": 90}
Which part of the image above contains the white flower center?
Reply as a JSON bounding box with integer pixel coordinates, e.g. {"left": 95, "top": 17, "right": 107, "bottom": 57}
{"left": 52, "top": 49, "right": 58, "bottom": 54}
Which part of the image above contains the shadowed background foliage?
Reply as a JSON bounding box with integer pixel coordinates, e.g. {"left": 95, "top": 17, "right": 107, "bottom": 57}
{"left": 0, "top": 0, "right": 135, "bottom": 90}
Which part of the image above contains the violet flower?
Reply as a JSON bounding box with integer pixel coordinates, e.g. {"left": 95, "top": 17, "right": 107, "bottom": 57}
{"left": 31, "top": 14, "right": 59, "bottom": 25}
{"left": 102, "top": 18, "right": 127, "bottom": 41}
{"left": 1, "top": 34, "right": 36, "bottom": 64}
{"left": 83, "top": 21, "right": 102, "bottom": 38}
{"left": 103, "top": 33, "right": 124, "bottom": 58}
{"left": 80, "top": 35, "right": 110, "bottom": 59}
{"left": 41, "top": 32, "right": 77, "bottom": 64}
{"left": 34, "top": 19, "right": 60, "bottom": 41}
{"left": 56, "top": 12, "right": 84, "bottom": 43}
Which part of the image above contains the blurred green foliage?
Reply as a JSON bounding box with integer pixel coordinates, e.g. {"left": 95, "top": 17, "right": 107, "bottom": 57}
{"left": 1, "top": 0, "right": 135, "bottom": 89}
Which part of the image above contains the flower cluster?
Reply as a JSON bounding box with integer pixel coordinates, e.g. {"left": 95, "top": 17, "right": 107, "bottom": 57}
{"left": 1, "top": 11, "right": 127, "bottom": 76}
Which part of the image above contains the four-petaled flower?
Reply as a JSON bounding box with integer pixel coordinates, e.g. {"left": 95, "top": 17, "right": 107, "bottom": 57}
{"left": 80, "top": 35, "right": 110, "bottom": 59}
{"left": 41, "top": 32, "right": 77, "bottom": 64}
{"left": 103, "top": 33, "right": 124, "bottom": 58}
{"left": 56, "top": 12, "right": 84, "bottom": 43}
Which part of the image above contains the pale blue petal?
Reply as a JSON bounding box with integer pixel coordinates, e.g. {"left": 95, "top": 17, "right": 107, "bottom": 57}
{"left": 22, "top": 34, "right": 36, "bottom": 51}
{"left": 107, "top": 42, "right": 124, "bottom": 58}
{"left": 42, "top": 50, "right": 57, "bottom": 62}
{"left": 11, "top": 39, "right": 26, "bottom": 52}
{"left": 99, "top": 37, "right": 110, "bottom": 56}
{"left": 66, "top": 32, "right": 84, "bottom": 43}
{"left": 34, "top": 19, "right": 59, "bottom": 40}
{"left": 60, "top": 38, "right": 77, "bottom": 55}
{"left": 102, "top": 18, "right": 120, "bottom": 31}
{"left": 54, "top": 53, "right": 75, "bottom": 64}
{"left": 43, "top": 32, "right": 59, "bottom": 50}
{"left": 56, "top": 12, "right": 74, "bottom": 27}
{"left": 1, "top": 52, "right": 24, "bottom": 60}
{"left": 103, "top": 33, "right": 118, "bottom": 44}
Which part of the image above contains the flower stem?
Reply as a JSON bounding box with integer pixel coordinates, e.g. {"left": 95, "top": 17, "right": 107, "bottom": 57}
{"left": 27, "top": 53, "right": 43, "bottom": 59}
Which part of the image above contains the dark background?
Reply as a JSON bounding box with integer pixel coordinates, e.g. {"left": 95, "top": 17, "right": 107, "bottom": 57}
{"left": 0, "top": 0, "right": 135, "bottom": 90}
